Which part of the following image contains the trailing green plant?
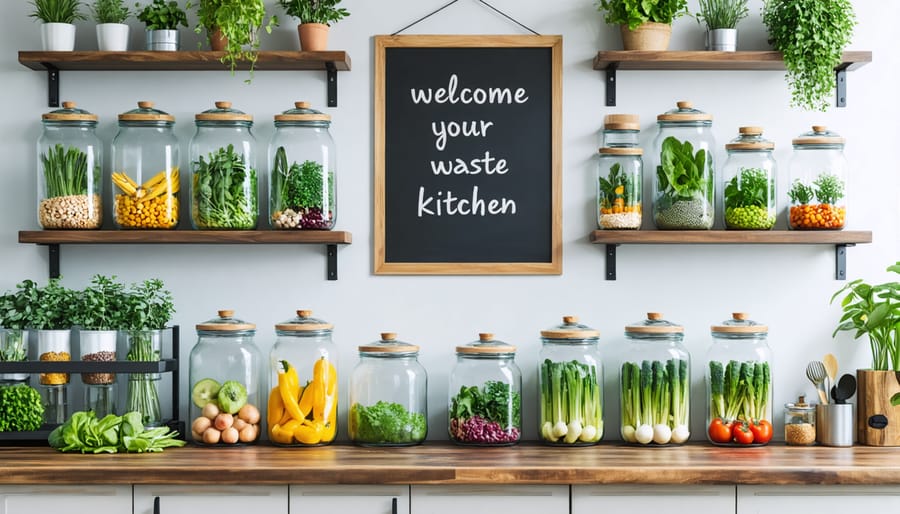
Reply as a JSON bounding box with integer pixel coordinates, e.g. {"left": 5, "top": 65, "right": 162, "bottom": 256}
{"left": 192, "top": 0, "right": 278, "bottom": 83}
{"left": 90, "top": 0, "right": 130, "bottom": 23}
{"left": 696, "top": 0, "right": 748, "bottom": 30}
{"left": 762, "top": 0, "right": 856, "bottom": 111}
{"left": 595, "top": 0, "right": 688, "bottom": 30}
{"left": 73, "top": 275, "right": 127, "bottom": 331}
{"left": 655, "top": 136, "right": 711, "bottom": 210}
{"left": 135, "top": 0, "right": 187, "bottom": 30}
{"left": 192, "top": 144, "right": 259, "bottom": 229}
{"left": 29, "top": 0, "right": 86, "bottom": 24}
{"left": 277, "top": 0, "right": 349, "bottom": 25}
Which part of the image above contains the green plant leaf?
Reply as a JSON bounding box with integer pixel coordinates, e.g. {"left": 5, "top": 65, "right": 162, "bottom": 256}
{"left": 891, "top": 392, "right": 900, "bottom": 407}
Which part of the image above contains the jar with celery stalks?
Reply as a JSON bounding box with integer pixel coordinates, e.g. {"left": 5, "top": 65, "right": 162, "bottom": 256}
{"left": 787, "top": 126, "right": 848, "bottom": 230}
{"left": 620, "top": 313, "right": 691, "bottom": 445}
{"left": 706, "top": 313, "right": 773, "bottom": 446}
{"left": 349, "top": 333, "right": 427, "bottom": 446}
{"left": 538, "top": 316, "right": 603, "bottom": 445}
{"left": 722, "top": 127, "right": 777, "bottom": 230}
{"left": 36, "top": 101, "right": 102, "bottom": 229}
{"left": 268, "top": 310, "right": 338, "bottom": 446}
{"left": 111, "top": 101, "right": 180, "bottom": 229}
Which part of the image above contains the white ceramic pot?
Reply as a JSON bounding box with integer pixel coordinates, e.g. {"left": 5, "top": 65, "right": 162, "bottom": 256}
{"left": 146, "top": 29, "right": 179, "bottom": 51}
{"left": 41, "top": 22, "right": 76, "bottom": 51}
{"left": 707, "top": 28, "right": 737, "bottom": 52}
{"left": 97, "top": 23, "right": 130, "bottom": 51}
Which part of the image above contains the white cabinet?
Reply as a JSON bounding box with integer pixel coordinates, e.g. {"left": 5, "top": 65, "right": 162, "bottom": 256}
{"left": 412, "top": 485, "right": 569, "bottom": 514}
{"left": 133, "top": 485, "right": 288, "bottom": 514}
{"left": 0, "top": 485, "right": 131, "bottom": 514}
{"left": 738, "top": 485, "right": 900, "bottom": 514}
{"left": 291, "top": 485, "right": 409, "bottom": 514}
{"left": 573, "top": 484, "right": 735, "bottom": 514}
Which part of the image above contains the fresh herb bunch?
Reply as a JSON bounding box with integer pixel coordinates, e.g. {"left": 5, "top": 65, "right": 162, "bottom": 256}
{"left": 540, "top": 359, "right": 602, "bottom": 444}
{"left": 450, "top": 380, "right": 521, "bottom": 429}
{"left": 349, "top": 401, "right": 427, "bottom": 444}
{"left": 813, "top": 173, "right": 844, "bottom": 205}
{"left": 787, "top": 178, "right": 814, "bottom": 204}
{"left": 90, "top": 0, "right": 129, "bottom": 23}
{"left": 598, "top": 162, "right": 637, "bottom": 211}
{"left": 696, "top": 0, "right": 748, "bottom": 30}
{"left": 193, "top": 0, "right": 278, "bottom": 83}
{"left": 655, "top": 136, "right": 711, "bottom": 209}
{"left": 724, "top": 168, "right": 772, "bottom": 209}
{"left": 29, "top": 0, "right": 86, "bottom": 23}
{"left": 119, "top": 278, "right": 174, "bottom": 332}
{"left": 595, "top": 0, "right": 688, "bottom": 30}
{"left": 762, "top": 0, "right": 856, "bottom": 111}
{"left": 277, "top": 0, "right": 349, "bottom": 25}
{"left": 620, "top": 359, "right": 690, "bottom": 445}
{"left": 272, "top": 148, "right": 333, "bottom": 211}
{"left": 28, "top": 278, "right": 76, "bottom": 331}
{"left": 136, "top": 0, "right": 187, "bottom": 30}
{"left": 0, "top": 384, "right": 45, "bottom": 432}
{"left": 49, "top": 410, "right": 186, "bottom": 453}
{"left": 0, "top": 281, "right": 39, "bottom": 331}
{"left": 192, "top": 144, "right": 259, "bottom": 229}
{"left": 73, "top": 275, "right": 127, "bottom": 331}
{"left": 41, "top": 144, "right": 92, "bottom": 198}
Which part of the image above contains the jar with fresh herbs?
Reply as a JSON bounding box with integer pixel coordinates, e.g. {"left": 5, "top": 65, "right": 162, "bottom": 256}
{"left": 36, "top": 101, "right": 102, "bottom": 229}
{"left": 722, "top": 127, "right": 777, "bottom": 230}
{"left": 267, "top": 101, "right": 337, "bottom": 230}
{"left": 620, "top": 313, "right": 691, "bottom": 445}
{"left": 349, "top": 333, "right": 427, "bottom": 446}
{"left": 651, "top": 101, "right": 715, "bottom": 230}
{"left": 449, "top": 333, "right": 521, "bottom": 446}
{"left": 538, "top": 316, "right": 603, "bottom": 445}
{"left": 189, "top": 101, "right": 259, "bottom": 230}
{"left": 597, "top": 147, "right": 642, "bottom": 230}
{"left": 787, "top": 126, "right": 847, "bottom": 230}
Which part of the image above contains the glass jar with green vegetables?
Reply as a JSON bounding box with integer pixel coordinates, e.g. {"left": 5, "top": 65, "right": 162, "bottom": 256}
{"left": 722, "top": 127, "right": 777, "bottom": 230}
{"left": 538, "top": 316, "right": 603, "bottom": 445}
{"left": 787, "top": 125, "right": 848, "bottom": 230}
{"left": 597, "top": 147, "right": 642, "bottom": 230}
{"left": 189, "top": 101, "right": 259, "bottom": 230}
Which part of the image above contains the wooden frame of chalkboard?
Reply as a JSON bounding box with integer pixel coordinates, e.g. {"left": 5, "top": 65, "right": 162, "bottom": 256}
{"left": 374, "top": 35, "right": 562, "bottom": 275}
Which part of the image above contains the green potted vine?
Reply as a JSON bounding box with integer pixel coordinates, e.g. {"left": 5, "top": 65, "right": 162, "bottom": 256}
{"left": 136, "top": 0, "right": 188, "bottom": 51}
{"left": 595, "top": 0, "right": 687, "bottom": 51}
{"left": 29, "top": 0, "right": 86, "bottom": 51}
{"left": 192, "top": 0, "right": 278, "bottom": 82}
{"left": 277, "top": 0, "right": 349, "bottom": 52}
{"left": 91, "top": 0, "right": 130, "bottom": 50}
{"left": 695, "top": 0, "right": 748, "bottom": 52}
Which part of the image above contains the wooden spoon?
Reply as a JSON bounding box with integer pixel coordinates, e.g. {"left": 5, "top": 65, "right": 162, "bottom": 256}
{"left": 823, "top": 353, "right": 839, "bottom": 394}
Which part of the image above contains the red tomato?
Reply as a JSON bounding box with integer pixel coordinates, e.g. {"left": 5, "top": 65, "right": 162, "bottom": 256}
{"left": 732, "top": 421, "right": 754, "bottom": 445}
{"left": 707, "top": 418, "right": 733, "bottom": 444}
{"left": 749, "top": 419, "right": 773, "bottom": 444}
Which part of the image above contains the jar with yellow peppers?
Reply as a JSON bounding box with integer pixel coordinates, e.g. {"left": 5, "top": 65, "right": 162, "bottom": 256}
{"left": 38, "top": 328, "right": 72, "bottom": 424}
{"left": 268, "top": 310, "right": 338, "bottom": 446}
{"left": 111, "top": 101, "right": 180, "bottom": 229}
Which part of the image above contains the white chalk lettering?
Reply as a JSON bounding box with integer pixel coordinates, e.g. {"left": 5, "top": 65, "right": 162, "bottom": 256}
{"left": 417, "top": 186, "right": 517, "bottom": 217}
{"left": 410, "top": 74, "right": 529, "bottom": 105}
{"left": 429, "top": 150, "right": 508, "bottom": 176}
{"left": 431, "top": 120, "right": 494, "bottom": 151}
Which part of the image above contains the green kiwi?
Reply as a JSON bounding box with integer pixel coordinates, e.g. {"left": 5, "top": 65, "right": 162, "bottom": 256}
{"left": 191, "top": 378, "right": 221, "bottom": 409}
{"left": 217, "top": 380, "right": 248, "bottom": 414}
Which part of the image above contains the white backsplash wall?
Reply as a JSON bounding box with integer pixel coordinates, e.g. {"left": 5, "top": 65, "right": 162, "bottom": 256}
{"left": 0, "top": 0, "right": 897, "bottom": 442}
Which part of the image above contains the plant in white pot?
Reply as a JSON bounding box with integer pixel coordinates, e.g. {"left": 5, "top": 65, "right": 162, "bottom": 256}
{"left": 29, "top": 0, "right": 87, "bottom": 51}
{"left": 136, "top": 0, "right": 188, "bottom": 51}
{"left": 595, "top": 0, "right": 688, "bottom": 51}
{"left": 0, "top": 282, "right": 39, "bottom": 384}
{"left": 91, "top": 0, "right": 131, "bottom": 51}
{"left": 696, "top": 0, "right": 748, "bottom": 52}
{"left": 26, "top": 278, "right": 77, "bottom": 424}
{"left": 277, "top": 0, "right": 349, "bottom": 52}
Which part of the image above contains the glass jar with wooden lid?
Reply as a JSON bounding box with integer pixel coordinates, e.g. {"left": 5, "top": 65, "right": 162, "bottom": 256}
{"left": 597, "top": 146, "right": 643, "bottom": 230}
{"left": 722, "top": 126, "right": 777, "bottom": 230}
{"left": 602, "top": 113, "right": 640, "bottom": 148}
{"left": 787, "top": 125, "right": 848, "bottom": 230}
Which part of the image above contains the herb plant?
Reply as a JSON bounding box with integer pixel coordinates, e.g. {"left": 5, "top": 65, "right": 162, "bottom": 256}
{"left": 762, "top": 0, "right": 856, "bottom": 111}
{"left": 0, "top": 384, "right": 45, "bottom": 432}
{"left": 813, "top": 173, "right": 844, "bottom": 205}
{"left": 49, "top": 410, "right": 186, "bottom": 453}
{"left": 192, "top": 144, "right": 259, "bottom": 229}
{"left": 28, "top": 278, "right": 76, "bottom": 331}
{"left": 449, "top": 380, "right": 521, "bottom": 444}
{"left": 595, "top": 0, "right": 688, "bottom": 30}
{"left": 41, "top": 144, "right": 91, "bottom": 198}
{"left": 271, "top": 147, "right": 335, "bottom": 229}
{"left": 29, "top": 0, "right": 86, "bottom": 23}
{"left": 73, "top": 275, "right": 126, "bottom": 330}
{"left": 787, "top": 178, "right": 814, "bottom": 205}
{"left": 724, "top": 168, "right": 775, "bottom": 229}
{"left": 349, "top": 401, "right": 427, "bottom": 445}
{"left": 135, "top": 0, "right": 187, "bottom": 30}
{"left": 277, "top": 0, "right": 349, "bottom": 25}
{"left": 696, "top": 0, "right": 748, "bottom": 30}
{"left": 620, "top": 359, "right": 690, "bottom": 445}
{"left": 90, "top": 0, "right": 129, "bottom": 23}
{"left": 193, "top": 0, "right": 278, "bottom": 82}
{"left": 539, "top": 359, "right": 602, "bottom": 444}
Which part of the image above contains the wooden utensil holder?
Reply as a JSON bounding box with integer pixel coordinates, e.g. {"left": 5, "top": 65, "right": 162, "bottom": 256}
{"left": 857, "top": 369, "right": 900, "bottom": 446}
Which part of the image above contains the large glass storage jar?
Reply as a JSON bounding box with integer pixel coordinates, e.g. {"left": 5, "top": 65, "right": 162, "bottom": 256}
{"left": 449, "top": 333, "right": 522, "bottom": 446}
{"left": 189, "top": 310, "right": 264, "bottom": 446}
{"left": 111, "top": 101, "right": 180, "bottom": 229}
{"left": 268, "top": 101, "right": 337, "bottom": 230}
{"left": 722, "top": 127, "right": 777, "bottom": 230}
{"left": 268, "top": 309, "right": 338, "bottom": 446}
{"left": 597, "top": 147, "right": 642, "bottom": 230}
{"left": 602, "top": 113, "right": 640, "bottom": 148}
{"left": 706, "top": 313, "right": 773, "bottom": 446}
{"left": 348, "top": 332, "right": 427, "bottom": 446}
{"left": 36, "top": 101, "right": 102, "bottom": 229}
{"left": 787, "top": 125, "right": 847, "bottom": 230}
{"left": 538, "top": 316, "right": 603, "bottom": 445}
{"left": 652, "top": 101, "right": 715, "bottom": 230}
{"left": 189, "top": 101, "right": 259, "bottom": 229}
{"left": 620, "top": 313, "right": 691, "bottom": 445}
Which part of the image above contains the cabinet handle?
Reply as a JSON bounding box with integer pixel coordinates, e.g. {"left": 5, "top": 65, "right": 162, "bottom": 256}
{"left": 154, "top": 496, "right": 160, "bottom": 514}
{"left": 392, "top": 497, "right": 397, "bottom": 514}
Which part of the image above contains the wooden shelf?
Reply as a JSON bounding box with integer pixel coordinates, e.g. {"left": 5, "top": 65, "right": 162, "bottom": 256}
{"left": 19, "top": 230, "right": 353, "bottom": 281}
{"left": 589, "top": 230, "right": 873, "bottom": 280}
{"left": 593, "top": 50, "right": 873, "bottom": 106}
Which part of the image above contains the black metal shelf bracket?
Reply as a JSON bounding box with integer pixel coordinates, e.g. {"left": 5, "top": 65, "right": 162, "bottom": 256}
{"left": 327, "top": 62, "right": 338, "bottom": 107}
{"left": 327, "top": 244, "right": 338, "bottom": 280}
{"left": 605, "top": 63, "right": 618, "bottom": 106}
{"left": 836, "top": 67, "right": 848, "bottom": 107}
{"left": 835, "top": 243, "right": 854, "bottom": 280}
{"left": 48, "top": 243, "right": 60, "bottom": 279}
{"left": 45, "top": 63, "right": 59, "bottom": 107}
{"left": 605, "top": 244, "right": 618, "bottom": 280}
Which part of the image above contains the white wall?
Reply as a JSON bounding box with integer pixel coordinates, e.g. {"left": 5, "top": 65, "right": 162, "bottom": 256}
{"left": 1, "top": 0, "right": 897, "bottom": 442}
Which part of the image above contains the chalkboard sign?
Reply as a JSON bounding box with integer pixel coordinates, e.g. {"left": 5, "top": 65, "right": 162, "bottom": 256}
{"left": 374, "top": 35, "right": 562, "bottom": 275}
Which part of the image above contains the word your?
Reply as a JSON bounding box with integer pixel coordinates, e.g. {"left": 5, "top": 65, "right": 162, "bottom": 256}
{"left": 417, "top": 186, "right": 516, "bottom": 217}
{"left": 410, "top": 74, "right": 529, "bottom": 106}
{"left": 432, "top": 120, "right": 494, "bottom": 151}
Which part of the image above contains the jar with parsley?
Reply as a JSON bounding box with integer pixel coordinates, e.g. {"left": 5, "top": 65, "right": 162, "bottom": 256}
{"left": 722, "top": 127, "right": 777, "bottom": 230}
{"left": 787, "top": 126, "right": 847, "bottom": 230}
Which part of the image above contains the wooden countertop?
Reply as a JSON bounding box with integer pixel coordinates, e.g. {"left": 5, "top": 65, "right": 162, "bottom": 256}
{"left": 3, "top": 443, "right": 900, "bottom": 486}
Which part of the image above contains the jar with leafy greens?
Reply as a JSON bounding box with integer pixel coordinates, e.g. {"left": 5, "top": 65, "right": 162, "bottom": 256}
{"left": 787, "top": 126, "right": 847, "bottom": 230}
{"left": 189, "top": 102, "right": 258, "bottom": 230}
{"left": 268, "top": 101, "right": 336, "bottom": 230}
{"left": 597, "top": 147, "right": 642, "bottom": 229}
{"left": 349, "top": 333, "right": 427, "bottom": 446}
{"left": 36, "top": 101, "right": 102, "bottom": 229}
{"left": 722, "top": 127, "right": 777, "bottom": 230}
{"left": 651, "top": 101, "right": 715, "bottom": 230}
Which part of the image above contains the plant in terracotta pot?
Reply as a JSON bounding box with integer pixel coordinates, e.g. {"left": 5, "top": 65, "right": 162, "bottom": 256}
{"left": 192, "top": 0, "right": 278, "bottom": 82}
{"left": 136, "top": 0, "right": 188, "bottom": 51}
{"left": 277, "top": 0, "right": 349, "bottom": 52}
{"left": 595, "top": 0, "right": 688, "bottom": 51}
{"left": 695, "top": 0, "right": 747, "bottom": 52}
{"left": 29, "top": 0, "right": 87, "bottom": 51}
{"left": 91, "top": 0, "right": 130, "bottom": 51}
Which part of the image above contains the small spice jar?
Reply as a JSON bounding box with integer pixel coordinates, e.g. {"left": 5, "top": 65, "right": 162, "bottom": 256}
{"left": 784, "top": 395, "right": 816, "bottom": 446}
{"left": 722, "top": 127, "right": 777, "bottom": 230}
{"left": 787, "top": 125, "right": 848, "bottom": 230}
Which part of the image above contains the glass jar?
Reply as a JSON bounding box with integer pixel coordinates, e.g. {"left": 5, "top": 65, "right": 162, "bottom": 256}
{"left": 189, "top": 310, "right": 264, "bottom": 446}
{"left": 602, "top": 113, "right": 640, "bottom": 148}
{"left": 348, "top": 332, "right": 427, "bottom": 446}
{"left": 538, "top": 316, "right": 603, "bottom": 445}
{"left": 111, "top": 101, "right": 180, "bottom": 229}
{"left": 784, "top": 395, "right": 816, "bottom": 446}
{"left": 189, "top": 101, "right": 259, "bottom": 229}
{"left": 36, "top": 101, "right": 102, "bottom": 229}
{"left": 268, "top": 309, "right": 338, "bottom": 446}
{"left": 449, "top": 333, "right": 522, "bottom": 446}
{"left": 268, "top": 101, "right": 337, "bottom": 230}
{"left": 722, "top": 126, "right": 777, "bottom": 230}
{"left": 787, "top": 125, "right": 848, "bottom": 230}
{"left": 597, "top": 147, "right": 642, "bottom": 230}
{"left": 706, "top": 313, "right": 773, "bottom": 446}
{"left": 80, "top": 329, "right": 118, "bottom": 417}
{"left": 620, "top": 313, "right": 691, "bottom": 445}
{"left": 124, "top": 329, "right": 163, "bottom": 426}
{"left": 0, "top": 328, "right": 29, "bottom": 383}
{"left": 37, "top": 329, "right": 72, "bottom": 424}
{"left": 652, "top": 101, "right": 715, "bottom": 230}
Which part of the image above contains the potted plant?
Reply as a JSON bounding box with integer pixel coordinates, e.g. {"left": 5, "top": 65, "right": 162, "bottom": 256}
{"left": 192, "top": 0, "right": 278, "bottom": 82}
{"left": 695, "top": 0, "right": 748, "bottom": 52}
{"left": 762, "top": 0, "right": 856, "bottom": 111}
{"left": 29, "top": 0, "right": 86, "bottom": 51}
{"left": 595, "top": 0, "right": 688, "bottom": 51}
{"left": 832, "top": 262, "right": 900, "bottom": 446}
{"left": 91, "top": 0, "right": 130, "bottom": 51}
{"left": 136, "top": 0, "right": 188, "bottom": 51}
{"left": 0, "top": 281, "right": 40, "bottom": 383}
{"left": 73, "top": 275, "right": 126, "bottom": 415}
{"left": 276, "top": 0, "right": 349, "bottom": 52}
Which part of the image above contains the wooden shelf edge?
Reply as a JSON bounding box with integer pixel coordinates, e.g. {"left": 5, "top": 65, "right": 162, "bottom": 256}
{"left": 593, "top": 50, "right": 872, "bottom": 71}
{"left": 589, "top": 230, "right": 873, "bottom": 245}
{"left": 18, "top": 230, "right": 352, "bottom": 245}
{"left": 18, "top": 50, "right": 351, "bottom": 71}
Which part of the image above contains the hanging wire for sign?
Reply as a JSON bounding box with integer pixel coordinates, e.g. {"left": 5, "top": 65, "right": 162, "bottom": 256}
{"left": 392, "top": 0, "right": 539, "bottom": 36}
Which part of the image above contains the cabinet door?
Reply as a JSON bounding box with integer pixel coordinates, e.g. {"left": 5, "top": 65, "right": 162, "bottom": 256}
{"left": 0, "top": 485, "right": 131, "bottom": 514}
{"left": 573, "top": 484, "right": 735, "bottom": 514}
{"left": 738, "top": 485, "right": 900, "bottom": 514}
{"left": 291, "top": 485, "right": 409, "bottom": 514}
{"left": 412, "top": 485, "right": 569, "bottom": 514}
{"left": 133, "top": 485, "right": 287, "bottom": 514}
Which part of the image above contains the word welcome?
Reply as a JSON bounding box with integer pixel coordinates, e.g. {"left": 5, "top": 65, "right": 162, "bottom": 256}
{"left": 410, "top": 74, "right": 529, "bottom": 106}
